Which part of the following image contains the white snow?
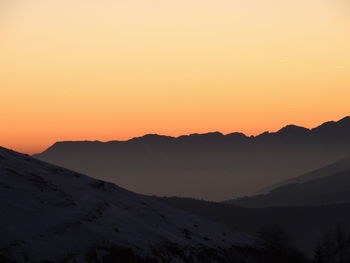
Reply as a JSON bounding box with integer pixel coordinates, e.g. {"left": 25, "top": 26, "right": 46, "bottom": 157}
{"left": 0, "top": 147, "right": 254, "bottom": 262}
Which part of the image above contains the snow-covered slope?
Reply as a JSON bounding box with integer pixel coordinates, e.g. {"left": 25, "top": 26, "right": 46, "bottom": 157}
{"left": 0, "top": 147, "right": 253, "bottom": 263}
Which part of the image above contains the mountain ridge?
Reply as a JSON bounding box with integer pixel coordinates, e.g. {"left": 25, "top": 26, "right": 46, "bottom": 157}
{"left": 35, "top": 116, "right": 350, "bottom": 149}
{"left": 226, "top": 160, "right": 350, "bottom": 208}
{"left": 256, "top": 156, "right": 350, "bottom": 195}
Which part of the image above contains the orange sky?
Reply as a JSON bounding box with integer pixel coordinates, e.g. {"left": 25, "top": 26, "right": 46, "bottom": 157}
{"left": 1, "top": 0, "right": 350, "bottom": 154}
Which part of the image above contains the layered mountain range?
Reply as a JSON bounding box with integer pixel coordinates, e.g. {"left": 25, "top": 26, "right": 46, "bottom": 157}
{"left": 34, "top": 116, "right": 350, "bottom": 200}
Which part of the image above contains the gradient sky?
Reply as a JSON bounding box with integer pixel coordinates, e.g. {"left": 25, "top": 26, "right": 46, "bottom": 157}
{"left": 1, "top": 0, "right": 350, "bottom": 154}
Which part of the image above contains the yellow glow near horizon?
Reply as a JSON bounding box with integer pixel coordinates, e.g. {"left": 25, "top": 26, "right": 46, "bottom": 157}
{"left": 1, "top": 0, "right": 350, "bottom": 153}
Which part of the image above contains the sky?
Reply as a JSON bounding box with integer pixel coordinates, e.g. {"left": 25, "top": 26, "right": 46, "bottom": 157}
{"left": 1, "top": 0, "right": 350, "bottom": 154}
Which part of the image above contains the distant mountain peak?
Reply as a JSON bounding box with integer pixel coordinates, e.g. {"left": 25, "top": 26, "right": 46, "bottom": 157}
{"left": 226, "top": 132, "right": 248, "bottom": 139}
{"left": 311, "top": 116, "right": 350, "bottom": 137}
{"left": 276, "top": 125, "right": 310, "bottom": 136}
{"left": 338, "top": 116, "right": 350, "bottom": 124}
{"left": 128, "top": 134, "right": 175, "bottom": 143}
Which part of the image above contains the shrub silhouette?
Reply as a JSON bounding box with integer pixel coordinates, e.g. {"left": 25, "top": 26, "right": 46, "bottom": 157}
{"left": 254, "top": 224, "right": 310, "bottom": 263}
{"left": 313, "top": 224, "right": 350, "bottom": 263}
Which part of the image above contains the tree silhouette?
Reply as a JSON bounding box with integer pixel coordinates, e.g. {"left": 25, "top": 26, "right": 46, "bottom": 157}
{"left": 255, "top": 224, "right": 309, "bottom": 263}
{"left": 313, "top": 224, "right": 350, "bottom": 263}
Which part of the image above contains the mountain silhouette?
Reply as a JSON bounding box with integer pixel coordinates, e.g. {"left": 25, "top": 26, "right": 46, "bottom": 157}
{"left": 34, "top": 116, "right": 350, "bottom": 201}
{"left": 0, "top": 146, "right": 253, "bottom": 263}
{"left": 227, "top": 158, "right": 350, "bottom": 207}
{"left": 256, "top": 156, "right": 350, "bottom": 195}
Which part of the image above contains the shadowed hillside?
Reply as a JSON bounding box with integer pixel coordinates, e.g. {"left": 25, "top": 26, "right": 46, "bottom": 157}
{"left": 0, "top": 146, "right": 255, "bottom": 263}
{"left": 257, "top": 156, "right": 350, "bottom": 195}
{"left": 160, "top": 197, "right": 350, "bottom": 255}
{"left": 227, "top": 160, "right": 350, "bottom": 207}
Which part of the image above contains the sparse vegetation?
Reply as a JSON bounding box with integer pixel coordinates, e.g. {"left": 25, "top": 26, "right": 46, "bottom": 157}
{"left": 313, "top": 225, "right": 350, "bottom": 263}
{"left": 253, "top": 225, "right": 310, "bottom": 263}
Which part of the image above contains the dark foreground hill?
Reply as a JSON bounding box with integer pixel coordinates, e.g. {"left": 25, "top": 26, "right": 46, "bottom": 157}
{"left": 0, "top": 146, "right": 254, "bottom": 263}
{"left": 34, "top": 116, "right": 350, "bottom": 201}
{"left": 160, "top": 197, "right": 350, "bottom": 255}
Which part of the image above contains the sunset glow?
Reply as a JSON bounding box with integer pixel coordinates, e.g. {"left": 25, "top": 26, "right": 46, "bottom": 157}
{"left": 1, "top": 0, "right": 350, "bottom": 154}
